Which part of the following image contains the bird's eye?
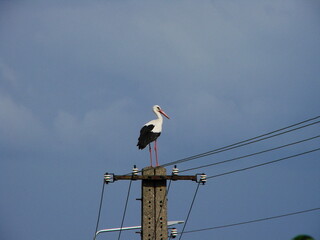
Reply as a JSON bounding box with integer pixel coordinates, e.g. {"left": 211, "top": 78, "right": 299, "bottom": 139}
{"left": 157, "top": 107, "right": 161, "bottom": 110}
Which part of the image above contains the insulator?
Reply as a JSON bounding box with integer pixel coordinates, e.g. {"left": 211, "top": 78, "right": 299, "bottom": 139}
{"left": 200, "top": 173, "right": 207, "bottom": 185}
{"left": 172, "top": 165, "right": 179, "bottom": 176}
{"left": 104, "top": 173, "right": 112, "bottom": 184}
{"left": 132, "top": 165, "right": 139, "bottom": 176}
{"left": 170, "top": 228, "right": 178, "bottom": 238}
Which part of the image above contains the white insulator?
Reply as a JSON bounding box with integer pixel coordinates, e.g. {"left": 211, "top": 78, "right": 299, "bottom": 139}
{"left": 200, "top": 173, "right": 207, "bottom": 184}
{"left": 170, "top": 228, "right": 178, "bottom": 238}
{"left": 172, "top": 165, "right": 179, "bottom": 175}
{"left": 104, "top": 173, "right": 112, "bottom": 183}
{"left": 132, "top": 165, "right": 139, "bottom": 176}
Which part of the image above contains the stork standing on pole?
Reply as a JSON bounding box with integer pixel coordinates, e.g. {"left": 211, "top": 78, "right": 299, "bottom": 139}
{"left": 137, "top": 105, "right": 170, "bottom": 166}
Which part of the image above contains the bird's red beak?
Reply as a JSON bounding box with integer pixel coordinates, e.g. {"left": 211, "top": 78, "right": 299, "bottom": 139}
{"left": 159, "top": 110, "right": 170, "bottom": 119}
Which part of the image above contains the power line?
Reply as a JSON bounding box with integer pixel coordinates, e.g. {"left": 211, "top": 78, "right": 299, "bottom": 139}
{"left": 117, "top": 180, "right": 133, "bottom": 240}
{"left": 161, "top": 119, "right": 320, "bottom": 168}
{"left": 93, "top": 179, "right": 106, "bottom": 240}
{"left": 207, "top": 147, "right": 320, "bottom": 179}
{"left": 120, "top": 116, "right": 320, "bottom": 176}
{"left": 178, "top": 182, "right": 202, "bottom": 240}
{"left": 181, "top": 207, "right": 320, "bottom": 234}
{"left": 180, "top": 135, "right": 320, "bottom": 173}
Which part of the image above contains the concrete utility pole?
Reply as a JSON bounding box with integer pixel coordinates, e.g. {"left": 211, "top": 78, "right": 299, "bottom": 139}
{"left": 108, "top": 166, "right": 202, "bottom": 240}
{"left": 141, "top": 166, "right": 167, "bottom": 240}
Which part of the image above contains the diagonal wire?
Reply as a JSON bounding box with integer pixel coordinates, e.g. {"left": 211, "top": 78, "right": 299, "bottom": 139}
{"left": 181, "top": 207, "right": 320, "bottom": 234}
{"left": 180, "top": 135, "right": 320, "bottom": 173}
{"left": 178, "top": 182, "right": 202, "bottom": 240}
{"left": 121, "top": 116, "right": 320, "bottom": 176}
{"left": 117, "top": 180, "right": 133, "bottom": 240}
{"left": 207, "top": 147, "right": 320, "bottom": 179}
{"left": 93, "top": 179, "right": 106, "bottom": 240}
{"left": 161, "top": 120, "right": 320, "bottom": 168}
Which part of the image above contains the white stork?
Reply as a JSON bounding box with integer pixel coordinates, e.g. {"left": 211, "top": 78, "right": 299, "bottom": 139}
{"left": 137, "top": 105, "right": 170, "bottom": 166}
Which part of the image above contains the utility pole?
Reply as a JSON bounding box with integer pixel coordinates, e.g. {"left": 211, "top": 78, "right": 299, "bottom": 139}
{"left": 104, "top": 166, "right": 205, "bottom": 240}
{"left": 141, "top": 166, "right": 167, "bottom": 240}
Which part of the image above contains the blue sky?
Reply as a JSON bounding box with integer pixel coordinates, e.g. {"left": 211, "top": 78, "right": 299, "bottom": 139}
{"left": 0, "top": 1, "right": 320, "bottom": 240}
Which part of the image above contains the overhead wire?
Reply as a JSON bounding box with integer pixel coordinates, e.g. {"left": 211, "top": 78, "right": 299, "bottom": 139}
{"left": 161, "top": 119, "right": 320, "bottom": 168}
{"left": 180, "top": 207, "right": 320, "bottom": 234}
{"left": 121, "top": 116, "right": 320, "bottom": 176}
{"left": 93, "top": 179, "right": 106, "bottom": 240}
{"left": 174, "top": 143, "right": 320, "bottom": 238}
{"left": 206, "top": 147, "right": 320, "bottom": 180}
{"left": 178, "top": 181, "right": 202, "bottom": 240}
{"left": 117, "top": 180, "right": 133, "bottom": 240}
{"left": 180, "top": 134, "right": 320, "bottom": 173}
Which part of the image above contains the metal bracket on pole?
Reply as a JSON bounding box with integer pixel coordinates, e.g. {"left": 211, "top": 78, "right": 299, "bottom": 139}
{"left": 102, "top": 166, "right": 205, "bottom": 240}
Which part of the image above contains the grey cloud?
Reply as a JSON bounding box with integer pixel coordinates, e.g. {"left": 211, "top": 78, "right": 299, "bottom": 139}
{"left": 0, "top": 94, "right": 47, "bottom": 153}
{"left": 0, "top": 59, "right": 17, "bottom": 85}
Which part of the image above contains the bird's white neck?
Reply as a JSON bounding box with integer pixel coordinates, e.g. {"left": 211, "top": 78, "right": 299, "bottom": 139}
{"left": 144, "top": 109, "right": 164, "bottom": 132}
{"left": 154, "top": 110, "right": 163, "bottom": 121}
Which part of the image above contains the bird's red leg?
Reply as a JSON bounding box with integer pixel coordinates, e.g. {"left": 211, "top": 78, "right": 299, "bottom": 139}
{"left": 149, "top": 144, "right": 153, "bottom": 166}
{"left": 155, "top": 140, "right": 159, "bottom": 166}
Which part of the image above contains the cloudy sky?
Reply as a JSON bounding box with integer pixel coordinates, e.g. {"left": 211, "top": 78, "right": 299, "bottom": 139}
{"left": 1, "top": 1, "right": 320, "bottom": 240}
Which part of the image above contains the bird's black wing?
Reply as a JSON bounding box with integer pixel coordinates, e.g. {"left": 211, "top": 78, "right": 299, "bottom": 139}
{"left": 139, "top": 125, "right": 155, "bottom": 135}
{"left": 137, "top": 125, "right": 161, "bottom": 149}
